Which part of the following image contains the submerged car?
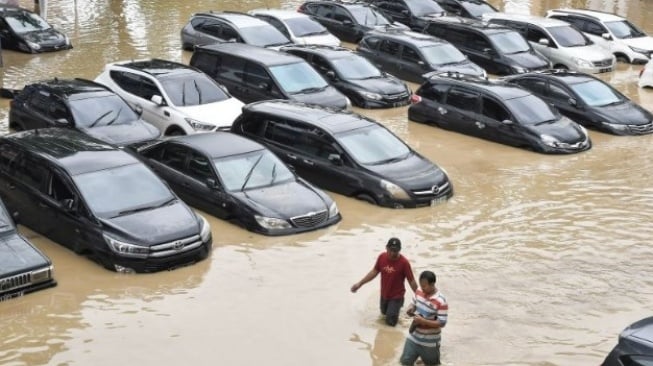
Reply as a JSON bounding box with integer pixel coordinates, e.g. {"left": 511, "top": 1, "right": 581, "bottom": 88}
{"left": 8, "top": 78, "right": 160, "bottom": 147}
{"left": 248, "top": 9, "right": 340, "bottom": 47}
{"left": 231, "top": 100, "right": 453, "bottom": 208}
{"left": 408, "top": 73, "right": 591, "bottom": 154}
{"left": 138, "top": 133, "right": 341, "bottom": 236}
{"left": 0, "top": 5, "right": 71, "bottom": 53}
{"left": 0, "top": 128, "right": 213, "bottom": 273}
{"left": 504, "top": 70, "right": 653, "bottom": 135}
{"left": 434, "top": 0, "right": 497, "bottom": 20}
{"left": 367, "top": 0, "right": 446, "bottom": 31}
{"left": 602, "top": 316, "right": 653, "bottom": 366}
{"left": 0, "top": 198, "right": 56, "bottom": 301}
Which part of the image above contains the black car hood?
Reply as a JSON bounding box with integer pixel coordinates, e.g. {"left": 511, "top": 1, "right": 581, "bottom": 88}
{"left": 345, "top": 77, "right": 407, "bottom": 95}
{"left": 363, "top": 153, "right": 447, "bottom": 189}
{"left": 81, "top": 120, "right": 160, "bottom": 146}
{"left": 99, "top": 202, "right": 199, "bottom": 246}
{"left": 22, "top": 29, "right": 65, "bottom": 45}
{"left": 234, "top": 181, "right": 328, "bottom": 218}
{"left": 290, "top": 86, "right": 348, "bottom": 109}
{"left": 0, "top": 233, "right": 49, "bottom": 277}
{"left": 625, "top": 317, "right": 653, "bottom": 345}
{"left": 433, "top": 60, "right": 485, "bottom": 78}
{"left": 593, "top": 101, "right": 653, "bottom": 125}
{"left": 525, "top": 118, "right": 586, "bottom": 142}
{"left": 506, "top": 51, "right": 549, "bottom": 69}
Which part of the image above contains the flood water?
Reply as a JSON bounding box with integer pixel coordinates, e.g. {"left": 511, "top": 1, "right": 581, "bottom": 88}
{"left": 1, "top": 0, "right": 653, "bottom": 365}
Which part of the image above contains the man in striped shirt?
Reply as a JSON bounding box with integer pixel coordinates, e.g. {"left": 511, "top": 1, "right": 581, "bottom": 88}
{"left": 400, "top": 270, "right": 448, "bottom": 366}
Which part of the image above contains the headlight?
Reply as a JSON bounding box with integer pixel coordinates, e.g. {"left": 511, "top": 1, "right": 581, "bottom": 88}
{"left": 380, "top": 179, "right": 410, "bottom": 200}
{"left": 573, "top": 57, "right": 592, "bottom": 68}
{"left": 539, "top": 134, "right": 560, "bottom": 147}
{"left": 198, "top": 215, "right": 211, "bottom": 242}
{"left": 104, "top": 234, "right": 149, "bottom": 258}
{"left": 184, "top": 118, "right": 215, "bottom": 132}
{"left": 26, "top": 41, "right": 41, "bottom": 50}
{"left": 254, "top": 215, "right": 291, "bottom": 230}
{"left": 512, "top": 66, "right": 527, "bottom": 73}
{"left": 629, "top": 46, "right": 649, "bottom": 55}
{"left": 328, "top": 202, "right": 339, "bottom": 218}
{"left": 358, "top": 91, "right": 383, "bottom": 101}
{"left": 601, "top": 121, "right": 629, "bottom": 131}
{"left": 31, "top": 265, "right": 53, "bottom": 282}
{"left": 345, "top": 97, "right": 352, "bottom": 110}
{"left": 64, "top": 35, "right": 71, "bottom": 45}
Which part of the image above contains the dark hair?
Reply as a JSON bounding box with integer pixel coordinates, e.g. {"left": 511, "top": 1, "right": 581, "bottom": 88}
{"left": 419, "top": 270, "right": 436, "bottom": 285}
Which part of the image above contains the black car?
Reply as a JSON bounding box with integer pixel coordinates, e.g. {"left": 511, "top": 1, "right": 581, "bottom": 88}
{"left": 504, "top": 70, "right": 653, "bottom": 135}
{"left": 408, "top": 73, "right": 591, "bottom": 154}
{"left": 231, "top": 100, "right": 453, "bottom": 208}
{"left": 138, "top": 133, "right": 341, "bottom": 236}
{"left": 0, "top": 198, "right": 56, "bottom": 301}
{"left": 297, "top": 0, "right": 408, "bottom": 43}
{"left": 366, "top": 0, "right": 445, "bottom": 31}
{"left": 281, "top": 45, "right": 411, "bottom": 108}
{"left": 8, "top": 78, "right": 161, "bottom": 147}
{"left": 0, "top": 128, "right": 212, "bottom": 273}
{"left": 357, "top": 29, "right": 486, "bottom": 83}
{"left": 602, "top": 316, "right": 653, "bottom": 366}
{"left": 434, "top": 0, "right": 497, "bottom": 19}
{"left": 0, "top": 5, "right": 71, "bottom": 53}
{"left": 421, "top": 17, "right": 550, "bottom": 75}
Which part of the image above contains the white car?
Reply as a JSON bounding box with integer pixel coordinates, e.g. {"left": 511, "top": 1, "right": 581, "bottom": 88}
{"left": 483, "top": 13, "right": 616, "bottom": 74}
{"left": 248, "top": 9, "right": 340, "bottom": 47}
{"left": 94, "top": 59, "right": 244, "bottom": 135}
{"left": 547, "top": 9, "right": 653, "bottom": 64}
{"left": 639, "top": 59, "right": 653, "bottom": 88}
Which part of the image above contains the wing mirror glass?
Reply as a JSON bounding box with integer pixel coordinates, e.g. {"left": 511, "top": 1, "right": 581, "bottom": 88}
{"left": 54, "top": 118, "right": 69, "bottom": 126}
{"left": 206, "top": 178, "right": 219, "bottom": 189}
{"left": 568, "top": 97, "right": 577, "bottom": 107}
{"left": 133, "top": 104, "right": 143, "bottom": 116}
{"left": 601, "top": 33, "right": 612, "bottom": 41}
{"left": 538, "top": 38, "right": 549, "bottom": 46}
{"left": 342, "top": 19, "right": 353, "bottom": 26}
{"left": 61, "top": 198, "right": 74, "bottom": 212}
{"left": 151, "top": 95, "right": 164, "bottom": 105}
{"left": 328, "top": 153, "right": 343, "bottom": 165}
{"left": 325, "top": 70, "right": 336, "bottom": 80}
{"left": 501, "top": 119, "right": 514, "bottom": 125}
{"left": 257, "top": 82, "right": 270, "bottom": 91}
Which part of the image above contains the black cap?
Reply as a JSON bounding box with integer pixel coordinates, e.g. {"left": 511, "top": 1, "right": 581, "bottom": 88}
{"left": 387, "top": 237, "right": 401, "bottom": 251}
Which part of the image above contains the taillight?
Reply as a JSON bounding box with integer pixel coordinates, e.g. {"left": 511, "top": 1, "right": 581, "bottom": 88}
{"left": 410, "top": 94, "right": 422, "bottom": 104}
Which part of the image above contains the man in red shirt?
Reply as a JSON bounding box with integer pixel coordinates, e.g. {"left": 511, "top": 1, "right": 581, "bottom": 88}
{"left": 351, "top": 237, "right": 418, "bottom": 326}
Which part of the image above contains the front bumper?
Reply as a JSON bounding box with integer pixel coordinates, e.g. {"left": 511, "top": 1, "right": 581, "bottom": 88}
{"left": 106, "top": 237, "right": 212, "bottom": 273}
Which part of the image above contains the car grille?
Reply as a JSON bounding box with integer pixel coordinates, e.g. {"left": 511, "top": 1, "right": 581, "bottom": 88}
{"left": 0, "top": 273, "right": 31, "bottom": 293}
{"left": 384, "top": 91, "right": 410, "bottom": 102}
{"left": 291, "top": 210, "right": 328, "bottom": 228}
{"left": 149, "top": 234, "right": 203, "bottom": 258}
{"left": 556, "top": 139, "right": 588, "bottom": 149}
{"left": 411, "top": 181, "right": 451, "bottom": 198}
{"left": 592, "top": 59, "right": 613, "bottom": 67}
{"left": 629, "top": 122, "right": 653, "bottom": 134}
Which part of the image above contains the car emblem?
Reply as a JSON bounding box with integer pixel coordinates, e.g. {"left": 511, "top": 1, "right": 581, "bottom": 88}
{"left": 172, "top": 241, "right": 184, "bottom": 250}
{"left": 431, "top": 185, "right": 440, "bottom": 195}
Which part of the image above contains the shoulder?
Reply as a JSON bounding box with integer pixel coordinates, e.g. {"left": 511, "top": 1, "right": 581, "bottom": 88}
{"left": 432, "top": 291, "right": 448, "bottom": 308}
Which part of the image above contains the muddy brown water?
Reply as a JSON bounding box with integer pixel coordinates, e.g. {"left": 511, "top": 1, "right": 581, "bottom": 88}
{"left": 1, "top": 0, "right": 653, "bottom": 365}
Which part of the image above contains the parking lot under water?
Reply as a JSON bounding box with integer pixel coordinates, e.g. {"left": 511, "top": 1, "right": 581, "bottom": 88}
{"left": 1, "top": 0, "right": 653, "bottom": 365}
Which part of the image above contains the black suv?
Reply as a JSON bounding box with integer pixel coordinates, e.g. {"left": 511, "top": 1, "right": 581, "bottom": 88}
{"left": 357, "top": 29, "right": 485, "bottom": 83}
{"left": 504, "top": 70, "right": 653, "bottom": 135}
{"left": 0, "top": 128, "right": 213, "bottom": 273}
{"left": 297, "top": 0, "right": 407, "bottom": 43}
{"left": 408, "top": 73, "right": 591, "bottom": 154}
{"left": 421, "top": 17, "right": 550, "bottom": 75}
{"left": 281, "top": 45, "right": 411, "bottom": 108}
{"left": 0, "top": 5, "right": 72, "bottom": 53}
{"left": 602, "top": 316, "right": 653, "bottom": 366}
{"left": 366, "top": 0, "right": 445, "bottom": 31}
{"left": 190, "top": 42, "right": 350, "bottom": 110}
{"left": 8, "top": 78, "right": 160, "bottom": 147}
{"left": 231, "top": 100, "right": 453, "bottom": 208}
{"left": 434, "top": 0, "right": 497, "bottom": 19}
{"left": 0, "top": 198, "right": 56, "bottom": 301}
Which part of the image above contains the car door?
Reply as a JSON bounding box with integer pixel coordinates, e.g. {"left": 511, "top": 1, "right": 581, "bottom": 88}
{"left": 463, "top": 31, "right": 502, "bottom": 74}
{"left": 213, "top": 54, "right": 247, "bottom": 101}
{"left": 526, "top": 25, "right": 560, "bottom": 65}
{"left": 375, "top": 40, "right": 403, "bottom": 77}
{"left": 109, "top": 71, "right": 171, "bottom": 127}
{"left": 4, "top": 154, "right": 51, "bottom": 235}
{"left": 398, "top": 45, "right": 430, "bottom": 83}
{"left": 242, "top": 62, "right": 284, "bottom": 102}
{"left": 441, "top": 87, "right": 481, "bottom": 136}
{"left": 198, "top": 18, "right": 227, "bottom": 44}
{"left": 331, "top": 5, "right": 358, "bottom": 42}
{"left": 184, "top": 150, "right": 231, "bottom": 219}
{"left": 478, "top": 95, "right": 524, "bottom": 147}
{"left": 545, "top": 81, "right": 591, "bottom": 126}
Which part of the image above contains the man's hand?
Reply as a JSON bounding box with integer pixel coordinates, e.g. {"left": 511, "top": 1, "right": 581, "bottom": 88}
{"left": 350, "top": 283, "right": 361, "bottom": 293}
{"left": 406, "top": 307, "right": 415, "bottom": 317}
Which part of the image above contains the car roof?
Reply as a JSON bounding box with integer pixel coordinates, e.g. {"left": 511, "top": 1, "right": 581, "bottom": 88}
{"left": 515, "top": 69, "right": 597, "bottom": 85}
{"left": 485, "top": 12, "right": 569, "bottom": 27}
{"left": 249, "top": 9, "right": 308, "bottom": 20}
{"left": 428, "top": 73, "right": 531, "bottom": 100}
{"left": 3, "top": 128, "right": 140, "bottom": 176}
{"left": 244, "top": 100, "right": 375, "bottom": 134}
{"left": 192, "top": 11, "right": 269, "bottom": 27}
{"left": 549, "top": 8, "right": 624, "bottom": 22}
{"left": 0, "top": 5, "right": 33, "bottom": 16}
{"left": 195, "top": 43, "right": 302, "bottom": 66}
{"left": 27, "top": 78, "right": 112, "bottom": 99}
{"left": 304, "top": 0, "right": 374, "bottom": 9}
{"left": 428, "top": 16, "right": 516, "bottom": 34}
{"left": 281, "top": 45, "right": 354, "bottom": 59}
{"left": 165, "top": 132, "right": 264, "bottom": 159}
{"left": 364, "top": 29, "right": 444, "bottom": 47}
{"left": 108, "top": 58, "right": 199, "bottom": 79}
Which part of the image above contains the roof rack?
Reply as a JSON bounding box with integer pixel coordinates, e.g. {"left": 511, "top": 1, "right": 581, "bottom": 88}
{"left": 424, "top": 70, "right": 489, "bottom": 82}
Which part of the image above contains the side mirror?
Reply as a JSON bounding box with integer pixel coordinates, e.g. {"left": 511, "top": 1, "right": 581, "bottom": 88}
{"left": 328, "top": 153, "right": 343, "bottom": 165}
{"left": 601, "top": 33, "right": 612, "bottom": 41}
{"left": 12, "top": 211, "right": 19, "bottom": 225}
{"left": 257, "top": 82, "right": 269, "bottom": 91}
{"left": 133, "top": 104, "right": 143, "bottom": 116}
{"left": 325, "top": 70, "right": 336, "bottom": 80}
{"left": 501, "top": 119, "right": 514, "bottom": 125}
{"left": 400, "top": 10, "right": 409, "bottom": 15}
{"left": 54, "top": 118, "right": 69, "bottom": 126}
{"left": 342, "top": 19, "right": 353, "bottom": 26}
{"left": 206, "top": 178, "right": 219, "bottom": 189}
{"left": 483, "top": 47, "right": 496, "bottom": 56}
{"left": 568, "top": 97, "right": 577, "bottom": 107}
{"left": 61, "top": 198, "right": 74, "bottom": 212}
{"left": 151, "top": 95, "right": 164, "bottom": 105}
{"left": 538, "top": 38, "right": 549, "bottom": 46}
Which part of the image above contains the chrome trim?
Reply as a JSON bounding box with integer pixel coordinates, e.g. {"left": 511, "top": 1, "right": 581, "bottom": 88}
{"left": 0, "top": 272, "right": 31, "bottom": 293}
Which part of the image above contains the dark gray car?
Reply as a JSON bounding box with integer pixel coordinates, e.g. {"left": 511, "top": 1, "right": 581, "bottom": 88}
{"left": 602, "top": 316, "right": 653, "bottom": 366}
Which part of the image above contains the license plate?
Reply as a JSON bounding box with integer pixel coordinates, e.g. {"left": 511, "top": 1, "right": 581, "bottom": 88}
{"left": 599, "top": 67, "right": 612, "bottom": 73}
{"left": 431, "top": 196, "right": 447, "bottom": 207}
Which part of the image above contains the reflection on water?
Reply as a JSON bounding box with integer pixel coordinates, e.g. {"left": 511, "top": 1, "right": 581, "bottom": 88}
{"left": 1, "top": 0, "right": 653, "bottom": 365}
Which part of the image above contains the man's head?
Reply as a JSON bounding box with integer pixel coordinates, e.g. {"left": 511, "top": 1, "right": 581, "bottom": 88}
{"left": 386, "top": 237, "right": 401, "bottom": 259}
{"left": 419, "top": 270, "right": 437, "bottom": 294}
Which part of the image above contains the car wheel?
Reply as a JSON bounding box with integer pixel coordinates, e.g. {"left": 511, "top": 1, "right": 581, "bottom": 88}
{"left": 356, "top": 193, "right": 377, "bottom": 205}
{"left": 614, "top": 53, "right": 630, "bottom": 63}
{"left": 166, "top": 127, "right": 186, "bottom": 136}
{"left": 553, "top": 64, "right": 568, "bottom": 70}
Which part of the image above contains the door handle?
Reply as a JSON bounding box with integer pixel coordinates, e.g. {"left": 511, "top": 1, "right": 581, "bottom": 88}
{"left": 437, "top": 107, "right": 447, "bottom": 115}
{"left": 287, "top": 154, "right": 297, "bottom": 160}
{"left": 164, "top": 110, "right": 170, "bottom": 117}
{"left": 303, "top": 159, "right": 314, "bottom": 166}
{"left": 8, "top": 183, "right": 15, "bottom": 190}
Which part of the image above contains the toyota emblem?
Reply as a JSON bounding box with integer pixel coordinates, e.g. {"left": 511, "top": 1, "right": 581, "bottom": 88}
{"left": 431, "top": 185, "right": 440, "bottom": 195}
{"left": 172, "top": 241, "right": 184, "bottom": 250}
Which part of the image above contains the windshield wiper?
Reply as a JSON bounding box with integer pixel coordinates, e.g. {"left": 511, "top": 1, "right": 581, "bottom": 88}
{"left": 240, "top": 153, "right": 265, "bottom": 191}
{"left": 302, "top": 31, "right": 328, "bottom": 36}
{"left": 193, "top": 79, "right": 202, "bottom": 105}
{"left": 293, "top": 86, "right": 327, "bottom": 94}
{"left": 600, "top": 100, "right": 624, "bottom": 107}
{"left": 110, "top": 198, "right": 176, "bottom": 218}
{"left": 534, "top": 119, "right": 558, "bottom": 126}
{"left": 105, "top": 107, "right": 122, "bottom": 126}
{"left": 89, "top": 110, "right": 112, "bottom": 128}
{"left": 269, "top": 163, "right": 277, "bottom": 186}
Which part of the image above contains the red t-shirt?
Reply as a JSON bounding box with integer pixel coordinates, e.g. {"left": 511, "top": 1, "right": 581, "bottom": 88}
{"left": 374, "top": 252, "right": 415, "bottom": 300}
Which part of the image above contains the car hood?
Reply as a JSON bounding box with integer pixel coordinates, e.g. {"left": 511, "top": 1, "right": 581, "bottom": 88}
{"left": 176, "top": 97, "right": 245, "bottom": 128}
{"left": 562, "top": 44, "right": 612, "bottom": 62}
{"left": 345, "top": 77, "right": 407, "bottom": 95}
{"left": 623, "top": 36, "right": 653, "bottom": 51}
{"left": 290, "top": 86, "right": 348, "bottom": 109}
{"left": 233, "top": 181, "right": 329, "bottom": 218}
{"left": 623, "top": 316, "right": 653, "bottom": 344}
{"left": 81, "top": 120, "right": 160, "bottom": 146}
{"left": 432, "top": 60, "right": 486, "bottom": 78}
{"left": 506, "top": 51, "right": 550, "bottom": 69}
{"left": 593, "top": 100, "right": 653, "bottom": 125}
{"left": 525, "top": 117, "right": 587, "bottom": 142}
{"left": 99, "top": 201, "right": 200, "bottom": 246}
{"left": 21, "top": 29, "right": 65, "bottom": 45}
{"left": 0, "top": 233, "right": 50, "bottom": 277}
{"left": 363, "top": 153, "right": 447, "bottom": 190}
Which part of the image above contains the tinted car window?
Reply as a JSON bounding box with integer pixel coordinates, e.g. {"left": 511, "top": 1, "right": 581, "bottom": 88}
{"left": 285, "top": 17, "right": 327, "bottom": 37}
{"left": 159, "top": 72, "right": 230, "bottom": 106}
{"left": 159, "top": 144, "right": 188, "bottom": 171}
{"left": 217, "top": 55, "right": 245, "bottom": 83}
{"left": 488, "top": 31, "right": 530, "bottom": 54}
{"left": 69, "top": 94, "right": 139, "bottom": 127}
{"left": 569, "top": 80, "right": 622, "bottom": 107}
{"left": 481, "top": 97, "right": 511, "bottom": 121}
{"left": 215, "top": 149, "right": 294, "bottom": 191}
{"left": 16, "top": 156, "right": 47, "bottom": 191}
{"left": 526, "top": 26, "right": 549, "bottom": 43}
{"left": 48, "top": 100, "right": 70, "bottom": 121}
{"left": 244, "top": 62, "right": 273, "bottom": 87}
{"left": 332, "top": 6, "right": 352, "bottom": 22}
{"left": 379, "top": 40, "right": 401, "bottom": 56}
{"left": 188, "top": 152, "right": 214, "bottom": 181}
{"left": 548, "top": 83, "right": 571, "bottom": 101}
{"left": 402, "top": 46, "right": 422, "bottom": 63}
{"left": 336, "top": 125, "right": 409, "bottom": 165}
{"left": 110, "top": 71, "right": 143, "bottom": 96}
{"left": 421, "top": 44, "right": 467, "bottom": 64}
{"left": 362, "top": 36, "right": 381, "bottom": 49}
{"left": 314, "top": 4, "right": 333, "bottom": 17}
{"left": 605, "top": 20, "right": 646, "bottom": 39}
{"left": 189, "top": 52, "right": 217, "bottom": 75}
{"left": 465, "top": 32, "right": 491, "bottom": 52}
{"left": 264, "top": 119, "right": 305, "bottom": 148}
{"left": 332, "top": 56, "right": 382, "bottom": 79}
{"left": 47, "top": 172, "right": 74, "bottom": 201}
{"left": 584, "top": 20, "right": 606, "bottom": 36}
{"left": 349, "top": 6, "right": 391, "bottom": 26}
{"left": 503, "top": 94, "right": 559, "bottom": 125}
{"left": 27, "top": 91, "right": 50, "bottom": 115}
{"left": 420, "top": 83, "right": 449, "bottom": 101}
{"left": 447, "top": 88, "right": 479, "bottom": 111}
{"left": 547, "top": 25, "right": 589, "bottom": 47}
{"left": 268, "top": 62, "right": 328, "bottom": 93}
{"left": 514, "top": 78, "right": 546, "bottom": 94}
{"left": 221, "top": 25, "right": 239, "bottom": 41}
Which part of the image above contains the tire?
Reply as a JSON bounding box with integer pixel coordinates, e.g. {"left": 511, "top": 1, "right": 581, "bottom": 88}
{"left": 356, "top": 193, "right": 377, "bottom": 205}
{"left": 166, "top": 127, "right": 185, "bottom": 136}
{"left": 553, "top": 64, "right": 568, "bottom": 70}
{"left": 615, "top": 53, "right": 630, "bottom": 63}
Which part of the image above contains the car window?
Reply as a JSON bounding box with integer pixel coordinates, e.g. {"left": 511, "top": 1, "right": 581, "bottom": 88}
{"left": 446, "top": 87, "right": 479, "bottom": 112}
{"left": 188, "top": 152, "right": 214, "bottom": 181}
{"left": 15, "top": 155, "right": 48, "bottom": 191}
{"left": 27, "top": 90, "right": 51, "bottom": 115}
{"left": 548, "top": 83, "right": 572, "bottom": 101}
{"left": 238, "top": 113, "right": 268, "bottom": 136}
{"left": 312, "top": 55, "right": 333, "bottom": 73}
{"left": 216, "top": 54, "right": 245, "bottom": 83}
{"left": 332, "top": 6, "right": 353, "bottom": 23}
{"left": 47, "top": 171, "right": 74, "bottom": 202}
{"left": 547, "top": 25, "right": 590, "bottom": 47}
{"left": 553, "top": 16, "right": 584, "bottom": 30}
{"left": 514, "top": 78, "right": 546, "bottom": 94}
{"left": 214, "top": 149, "right": 295, "bottom": 191}
{"left": 424, "top": 23, "right": 447, "bottom": 38}
{"left": 361, "top": 36, "right": 381, "bottom": 50}
{"left": 0, "top": 143, "right": 19, "bottom": 173}
{"left": 190, "top": 17, "right": 206, "bottom": 29}
{"left": 481, "top": 97, "right": 511, "bottom": 121}
{"left": 284, "top": 16, "right": 328, "bottom": 38}
{"left": 583, "top": 20, "right": 606, "bottom": 36}
{"left": 200, "top": 20, "right": 222, "bottom": 38}
{"left": 401, "top": 46, "right": 422, "bottom": 63}
{"left": 190, "top": 52, "right": 217, "bottom": 75}
{"left": 336, "top": 125, "right": 410, "bottom": 165}
{"left": 465, "top": 31, "right": 491, "bottom": 52}
{"left": 377, "top": 2, "right": 406, "bottom": 14}
{"left": 220, "top": 25, "right": 239, "bottom": 41}
{"left": 264, "top": 17, "right": 290, "bottom": 38}
{"left": 110, "top": 71, "right": 161, "bottom": 101}
{"left": 269, "top": 62, "right": 328, "bottom": 94}
{"left": 263, "top": 119, "right": 306, "bottom": 151}
{"left": 244, "top": 62, "right": 273, "bottom": 88}
{"left": 314, "top": 4, "right": 334, "bottom": 18}
{"left": 604, "top": 20, "right": 646, "bottom": 39}
{"left": 159, "top": 72, "right": 230, "bottom": 106}
{"left": 47, "top": 100, "right": 71, "bottom": 122}
{"left": 526, "top": 26, "right": 551, "bottom": 45}
{"left": 419, "top": 83, "right": 449, "bottom": 102}
{"left": 379, "top": 40, "right": 401, "bottom": 56}
{"left": 159, "top": 144, "right": 188, "bottom": 171}
{"left": 69, "top": 94, "right": 139, "bottom": 127}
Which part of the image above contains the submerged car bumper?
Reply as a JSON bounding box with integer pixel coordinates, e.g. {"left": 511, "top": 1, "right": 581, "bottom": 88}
{"left": 253, "top": 213, "right": 342, "bottom": 236}
{"left": 537, "top": 138, "right": 592, "bottom": 154}
{"left": 377, "top": 181, "right": 454, "bottom": 209}
{"left": 0, "top": 278, "right": 57, "bottom": 302}
{"left": 106, "top": 237, "right": 212, "bottom": 273}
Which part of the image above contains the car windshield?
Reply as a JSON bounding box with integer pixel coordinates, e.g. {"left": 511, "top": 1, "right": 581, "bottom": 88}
{"left": 73, "top": 163, "right": 175, "bottom": 218}
{"left": 604, "top": 20, "right": 646, "bottom": 39}
{"left": 405, "top": 0, "right": 444, "bottom": 17}
{"left": 269, "top": 62, "right": 328, "bottom": 94}
{"left": 4, "top": 11, "right": 51, "bottom": 33}
{"left": 349, "top": 6, "right": 392, "bottom": 26}
{"left": 332, "top": 55, "right": 382, "bottom": 79}
{"left": 547, "top": 25, "right": 590, "bottom": 47}
{"left": 489, "top": 31, "right": 530, "bottom": 54}
{"left": 159, "top": 73, "right": 230, "bottom": 106}
{"left": 240, "top": 25, "right": 291, "bottom": 47}
{"left": 421, "top": 44, "right": 467, "bottom": 65}
{"left": 504, "top": 94, "right": 560, "bottom": 125}
{"left": 285, "top": 16, "right": 328, "bottom": 37}
{"left": 0, "top": 203, "right": 15, "bottom": 233}
{"left": 336, "top": 125, "right": 410, "bottom": 165}
{"left": 214, "top": 149, "right": 295, "bottom": 191}
{"left": 463, "top": 1, "right": 497, "bottom": 17}
{"left": 569, "top": 80, "right": 623, "bottom": 107}
{"left": 69, "top": 94, "right": 139, "bottom": 128}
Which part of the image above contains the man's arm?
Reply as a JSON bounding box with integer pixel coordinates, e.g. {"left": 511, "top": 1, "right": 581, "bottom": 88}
{"left": 408, "top": 278, "right": 418, "bottom": 293}
{"left": 351, "top": 268, "right": 379, "bottom": 293}
{"left": 412, "top": 315, "right": 443, "bottom": 329}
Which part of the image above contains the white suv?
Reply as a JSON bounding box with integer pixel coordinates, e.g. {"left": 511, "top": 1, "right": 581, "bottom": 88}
{"left": 483, "top": 13, "right": 616, "bottom": 74}
{"left": 547, "top": 9, "right": 653, "bottom": 64}
{"left": 94, "top": 59, "right": 244, "bottom": 136}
